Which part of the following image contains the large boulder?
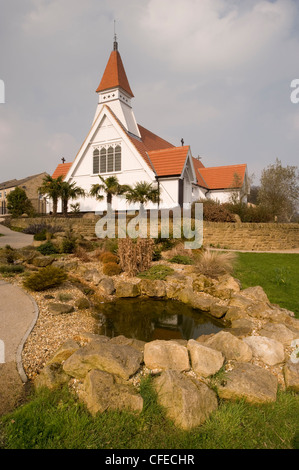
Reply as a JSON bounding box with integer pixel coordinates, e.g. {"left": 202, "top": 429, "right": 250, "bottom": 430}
{"left": 210, "top": 274, "right": 241, "bottom": 299}
{"left": 144, "top": 340, "right": 190, "bottom": 372}
{"left": 192, "top": 274, "right": 214, "bottom": 293}
{"left": 246, "top": 303, "right": 277, "bottom": 320}
{"left": 229, "top": 293, "right": 255, "bottom": 310}
{"left": 47, "top": 339, "right": 80, "bottom": 364}
{"left": 230, "top": 318, "right": 255, "bottom": 330}
{"left": 216, "top": 362, "right": 278, "bottom": 403}
{"left": 258, "top": 322, "right": 296, "bottom": 347}
{"left": 216, "top": 274, "right": 241, "bottom": 293}
{"left": 48, "top": 303, "right": 75, "bottom": 315}
{"left": 63, "top": 340, "right": 143, "bottom": 379}
{"left": 139, "top": 279, "right": 166, "bottom": 298}
{"left": 209, "top": 303, "right": 228, "bottom": 319}
{"left": 79, "top": 369, "right": 143, "bottom": 415}
{"left": 243, "top": 335, "right": 285, "bottom": 366}
{"left": 189, "top": 292, "right": 216, "bottom": 312}
{"left": 227, "top": 318, "right": 255, "bottom": 338}
{"left": 115, "top": 281, "right": 141, "bottom": 298}
{"left": 154, "top": 370, "right": 218, "bottom": 430}
{"left": 32, "top": 256, "right": 54, "bottom": 267}
{"left": 200, "top": 331, "right": 252, "bottom": 362}
{"left": 167, "top": 285, "right": 216, "bottom": 312}
{"left": 240, "top": 286, "right": 270, "bottom": 304}
{"left": 98, "top": 277, "right": 115, "bottom": 295}
{"left": 224, "top": 306, "right": 249, "bottom": 323}
{"left": 82, "top": 268, "right": 100, "bottom": 282}
{"left": 109, "top": 335, "right": 145, "bottom": 353}
{"left": 35, "top": 362, "right": 70, "bottom": 390}
{"left": 187, "top": 339, "right": 224, "bottom": 378}
{"left": 283, "top": 360, "right": 299, "bottom": 392}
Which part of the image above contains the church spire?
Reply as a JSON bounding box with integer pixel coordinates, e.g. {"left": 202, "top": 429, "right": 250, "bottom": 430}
{"left": 93, "top": 33, "right": 140, "bottom": 138}
{"left": 95, "top": 39, "right": 134, "bottom": 98}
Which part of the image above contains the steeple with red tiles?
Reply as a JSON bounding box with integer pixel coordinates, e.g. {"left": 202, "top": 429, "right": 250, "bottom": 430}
{"left": 93, "top": 37, "right": 140, "bottom": 138}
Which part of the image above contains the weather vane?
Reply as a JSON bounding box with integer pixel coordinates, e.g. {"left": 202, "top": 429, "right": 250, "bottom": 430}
{"left": 113, "top": 20, "right": 118, "bottom": 50}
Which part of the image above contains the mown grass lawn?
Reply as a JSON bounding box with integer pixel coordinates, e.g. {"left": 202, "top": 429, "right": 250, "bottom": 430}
{"left": 233, "top": 253, "right": 299, "bottom": 318}
{"left": 0, "top": 378, "right": 298, "bottom": 450}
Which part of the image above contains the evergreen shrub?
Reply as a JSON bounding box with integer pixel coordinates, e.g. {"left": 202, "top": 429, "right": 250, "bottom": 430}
{"left": 102, "top": 262, "right": 122, "bottom": 276}
{"left": 23, "top": 265, "right": 67, "bottom": 291}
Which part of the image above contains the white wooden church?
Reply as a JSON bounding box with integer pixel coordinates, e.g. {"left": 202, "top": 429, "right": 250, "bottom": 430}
{"left": 52, "top": 38, "right": 249, "bottom": 212}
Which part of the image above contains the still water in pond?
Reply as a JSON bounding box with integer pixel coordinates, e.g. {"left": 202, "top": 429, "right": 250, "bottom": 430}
{"left": 93, "top": 298, "right": 224, "bottom": 342}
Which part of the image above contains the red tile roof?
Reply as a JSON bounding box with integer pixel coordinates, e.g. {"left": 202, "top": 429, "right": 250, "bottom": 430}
{"left": 96, "top": 50, "right": 134, "bottom": 98}
{"left": 51, "top": 105, "right": 246, "bottom": 191}
{"left": 52, "top": 162, "right": 72, "bottom": 179}
{"left": 106, "top": 105, "right": 175, "bottom": 173}
{"left": 138, "top": 125, "right": 174, "bottom": 152}
{"left": 192, "top": 157, "right": 208, "bottom": 188}
{"left": 148, "top": 146, "right": 190, "bottom": 177}
{"left": 197, "top": 164, "right": 247, "bottom": 189}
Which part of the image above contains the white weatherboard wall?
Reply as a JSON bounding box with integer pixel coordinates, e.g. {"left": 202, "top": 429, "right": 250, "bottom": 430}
{"left": 192, "top": 185, "right": 208, "bottom": 202}
{"left": 158, "top": 179, "right": 179, "bottom": 209}
{"left": 65, "top": 109, "right": 157, "bottom": 212}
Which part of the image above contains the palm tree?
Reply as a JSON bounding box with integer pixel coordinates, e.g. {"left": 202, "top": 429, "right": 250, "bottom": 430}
{"left": 90, "top": 175, "right": 128, "bottom": 207}
{"left": 60, "top": 181, "right": 85, "bottom": 217}
{"left": 38, "top": 175, "right": 63, "bottom": 215}
{"left": 125, "top": 181, "right": 160, "bottom": 209}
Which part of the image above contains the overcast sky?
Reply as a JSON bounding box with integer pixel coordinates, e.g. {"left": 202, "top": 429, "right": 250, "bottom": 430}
{"left": 0, "top": 0, "right": 298, "bottom": 185}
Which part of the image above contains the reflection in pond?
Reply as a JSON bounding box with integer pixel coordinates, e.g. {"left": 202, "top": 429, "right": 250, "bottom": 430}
{"left": 93, "top": 298, "right": 224, "bottom": 342}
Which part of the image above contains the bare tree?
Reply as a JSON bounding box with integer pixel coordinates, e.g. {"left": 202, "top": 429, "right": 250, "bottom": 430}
{"left": 258, "top": 159, "right": 299, "bottom": 222}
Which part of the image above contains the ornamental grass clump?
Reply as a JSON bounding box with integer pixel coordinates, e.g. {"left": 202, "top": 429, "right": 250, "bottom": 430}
{"left": 194, "top": 248, "right": 237, "bottom": 278}
{"left": 118, "top": 238, "right": 154, "bottom": 277}
{"left": 23, "top": 265, "right": 67, "bottom": 291}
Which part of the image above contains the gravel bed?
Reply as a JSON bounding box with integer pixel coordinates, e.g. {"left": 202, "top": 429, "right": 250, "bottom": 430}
{"left": 3, "top": 273, "right": 98, "bottom": 381}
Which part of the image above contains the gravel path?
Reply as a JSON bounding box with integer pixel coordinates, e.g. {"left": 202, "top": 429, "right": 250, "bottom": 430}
{"left": 0, "top": 223, "right": 33, "bottom": 249}
{"left": 0, "top": 265, "right": 99, "bottom": 382}
{"left": 21, "top": 281, "right": 98, "bottom": 381}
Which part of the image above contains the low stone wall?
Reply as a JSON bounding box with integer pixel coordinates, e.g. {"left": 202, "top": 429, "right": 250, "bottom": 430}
{"left": 10, "top": 216, "right": 299, "bottom": 251}
{"left": 10, "top": 216, "right": 100, "bottom": 238}
{"left": 203, "top": 222, "right": 299, "bottom": 251}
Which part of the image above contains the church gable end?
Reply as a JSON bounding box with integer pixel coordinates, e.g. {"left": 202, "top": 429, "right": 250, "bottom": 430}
{"left": 50, "top": 37, "right": 248, "bottom": 212}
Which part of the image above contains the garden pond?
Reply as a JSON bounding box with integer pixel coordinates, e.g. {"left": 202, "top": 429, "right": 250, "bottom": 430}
{"left": 93, "top": 298, "right": 224, "bottom": 342}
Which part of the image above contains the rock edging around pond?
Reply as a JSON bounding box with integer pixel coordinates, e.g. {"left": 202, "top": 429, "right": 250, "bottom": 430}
{"left": 33, "top": 267, "right": 299, "bottom": 431}
{"left": 35, "top": 326, "right": 299, "bottom": 430}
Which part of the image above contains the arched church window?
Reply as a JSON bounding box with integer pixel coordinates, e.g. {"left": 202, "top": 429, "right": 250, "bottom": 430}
{"left": 93, "top": 149, "right": 99, "bottom": 174}
{"left": 115, "top": 145, "right": 121, "bottom": 171}
{"left": 97, "top": 144, "right": 122, "bottom": 174}
{"left": 100, "top": 147, "right": 107, "bottom": 173}
{"left": 107, "top": 146, "right": 114, "bottom": 172}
